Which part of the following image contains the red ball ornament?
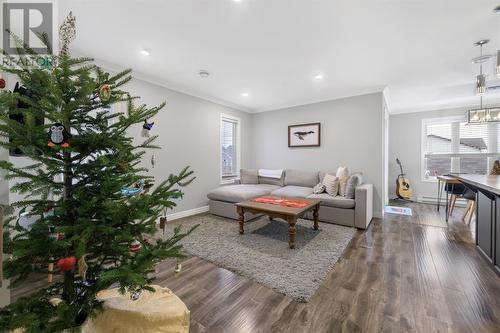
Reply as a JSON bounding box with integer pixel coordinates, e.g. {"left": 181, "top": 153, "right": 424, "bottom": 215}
{"left": 129, "top": 240, "right": 142, "bottom": 252}
{"left": 0, "top": 78, "right": 5, "bottom": 89}
{"left": 57, "top": 256, "right": 76, "bottom": 272}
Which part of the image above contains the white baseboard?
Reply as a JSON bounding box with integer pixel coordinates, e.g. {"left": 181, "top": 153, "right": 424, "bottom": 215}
{"left": 166, "top": 205, "right": 209, "bottom": 221}
{"left": 373, "top": 211, "right": 383, "bottom": 219}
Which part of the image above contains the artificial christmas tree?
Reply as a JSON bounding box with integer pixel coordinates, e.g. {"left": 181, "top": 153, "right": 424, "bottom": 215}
{"left": 0, "top": 14, "right": 196, "bottom": 332}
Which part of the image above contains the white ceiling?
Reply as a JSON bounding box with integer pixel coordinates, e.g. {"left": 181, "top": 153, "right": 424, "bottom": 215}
{"left": 59, "top": 0, "right": 500, "bottom": 114}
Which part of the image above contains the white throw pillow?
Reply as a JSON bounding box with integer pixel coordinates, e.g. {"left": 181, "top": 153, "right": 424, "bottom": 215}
{"left": 322, "top": 174, "right": 339, "bottom": 197}
{"left": 336, "top": 166, "right": 350, "bottom": 197}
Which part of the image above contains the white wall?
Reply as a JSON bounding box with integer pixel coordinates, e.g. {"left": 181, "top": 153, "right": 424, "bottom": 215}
{"left": 251, "top": 92, "right": 385, "bottom": 217}
{"left": 124, "top": 78, "right": 253, "bottom": 214}
{"left": 389, "top": 107, "right": 467, "bottom": 201}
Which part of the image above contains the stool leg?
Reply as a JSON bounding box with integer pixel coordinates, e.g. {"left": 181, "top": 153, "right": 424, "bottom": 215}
{"left": 462, "top": 201, "right": 471, "bottom": 221}
{"left": 452, "top": 195, "right": 458, "bottom": 215}
{"left": 449, "top": 194, "right": 457, "bottom": 216}
{"left": 467, "top": 201, "right": 476, "bottom": 226}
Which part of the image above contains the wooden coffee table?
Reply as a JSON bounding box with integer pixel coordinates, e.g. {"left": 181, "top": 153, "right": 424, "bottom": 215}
{"left": 236, "top": 197, "right": 321, "bottom": 249}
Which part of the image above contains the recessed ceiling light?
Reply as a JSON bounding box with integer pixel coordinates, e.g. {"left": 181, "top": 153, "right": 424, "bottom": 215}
{"left": 314, "top": 74, "right": 324, "bottom": 80}
{"left": 233, "top": 0, "right": 242, "bottom": 2}
{"left": 241, "top": 92, "right": 249, "bottom": 97}
{"left": 140, "top": 49, "right": 150, "bottom": 56}
{"left": 199, "top": 70, "right": 210, "bottom": 78}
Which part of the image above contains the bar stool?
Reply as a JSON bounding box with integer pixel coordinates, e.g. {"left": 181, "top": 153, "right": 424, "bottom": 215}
{"left": 445, "top": 183, "right": 466, "bottom": 216}
{"left": 448, "top": 186, "right": 475, "bottom": 225}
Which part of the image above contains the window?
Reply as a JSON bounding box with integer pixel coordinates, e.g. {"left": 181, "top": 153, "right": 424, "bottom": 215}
{"left": 422, "top": 116, "right": 500, "bottom": 180}
{"left": 220, "top": 115, "right": 240, "bottom": 182}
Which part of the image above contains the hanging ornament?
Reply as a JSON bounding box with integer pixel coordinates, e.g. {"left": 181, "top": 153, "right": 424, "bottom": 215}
{"left": 48, "top": 225, "right": 56, "bottom": 240}
{"left": 99, "top": 84, "right": 111, "bottom": 101}
{"left": 59, "top": 12, "right": 76, "bottom": 57}
{"left": 78, "top": 255, "right": 88, "bottom": 281}
{"left": 151, "top": 153, "right": 156, "bottom": 168}
{"left": 49, "top": 227, "right": 65, "bottom": 241}
{"left": 129, "top": 240, "right": 142, "bottom": 252}
{"left": 159, "top": 216, "right": 167, "bottom": 235}
{"left": 48, "top": 256, "right": 54, "bottom": 283}
{"left": 143, "top": 180, "right": 154, "bottom": 194}
{"left": 57, "top": 256, "right": 77, "bottom": 272}
{"left": 174, "top": 260, "right": 182, "bottom": 274}
{"left": 130, "top": 289, "right": 142, "bottom": 301}
{"left": 143, "top": 236, "right": 153, "bottom": 246}
{"left": 48, "top": 123, "right": 71, "bottom": 147}
{"left": 141, "top": 120, "right": 154, "bottom": 137}
{"left": 120, "top": 179, "right": 145, "bottom": 196}
{"left": 49, "top": 297, "right": 63, "bottom": 307}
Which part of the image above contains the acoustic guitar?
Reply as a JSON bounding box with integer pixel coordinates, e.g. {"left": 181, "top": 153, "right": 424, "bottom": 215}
{"left": 396, "top": 158, "right": 413, "bottom": 199}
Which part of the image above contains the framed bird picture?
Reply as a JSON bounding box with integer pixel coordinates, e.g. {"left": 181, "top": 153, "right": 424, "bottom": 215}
{"left": 288, "top": 122, "right": 321, "bottom": 147}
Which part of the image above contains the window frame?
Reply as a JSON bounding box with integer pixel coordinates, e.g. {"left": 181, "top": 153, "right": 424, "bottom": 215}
{"left": 220, "top": 114, "right": 241, "bottom": 184}
{"left": 421, "top": 115, "right": 500, "bottom": 182}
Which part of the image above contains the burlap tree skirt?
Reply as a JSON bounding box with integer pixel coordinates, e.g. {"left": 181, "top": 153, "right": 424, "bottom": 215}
{"left": 82, "top": 285, "right": 190, "bottom": 333}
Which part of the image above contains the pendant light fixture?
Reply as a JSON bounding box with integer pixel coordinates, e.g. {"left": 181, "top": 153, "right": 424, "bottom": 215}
{"left": 474, "top": 40, "right": 489, "bottom": 95}
{"left": 467, "top": 40, "right": 500, "bottom": 124}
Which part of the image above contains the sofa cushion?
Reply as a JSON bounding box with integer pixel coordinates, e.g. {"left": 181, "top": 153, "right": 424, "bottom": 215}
{"left": 270, "top": 185, "right": 313, "bottom": 198}
{"left": 322, "top": 174, "right": 339, "bottom": 196}
{"left": 258, "top": 170, "right": 285, "bottom": 186}
{"left": 345, "top": 173, "right": 364, "bottom": 199}
{"left": 307, "top": 193, "right": 355, "bottom": 209}
{"left": 319, "top": 171, "right": 337, "bottom": 183}
{"left": 284, "top": 169, "right": 319, "bottom": 187}
{"left": 336, "top": 166, "right": 350, "bottom": 196}
{"left": 240, "top": 169, "right": 258, "bottom": 184}
{"left": 207, "top": 184, "right": 280, "bottom": 203}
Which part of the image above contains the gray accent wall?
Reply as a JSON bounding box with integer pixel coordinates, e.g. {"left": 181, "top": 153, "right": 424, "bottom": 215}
{"left": 250, "top": 92, "right": 385, "bottom": 217}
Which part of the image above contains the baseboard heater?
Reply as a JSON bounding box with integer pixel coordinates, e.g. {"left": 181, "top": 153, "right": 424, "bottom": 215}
{"left": 418, "top": 196, "right": 468, "bottom": 207}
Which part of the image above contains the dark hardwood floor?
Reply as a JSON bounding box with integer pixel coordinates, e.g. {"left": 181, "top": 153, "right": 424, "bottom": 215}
{"left": 11, "top": 202, "right": 500, "bottom": 332}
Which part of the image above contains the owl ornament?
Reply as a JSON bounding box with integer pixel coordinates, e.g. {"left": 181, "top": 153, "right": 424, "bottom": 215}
{"left": 48, "top": 123, "right": 71, "bottom": 147}
{"left": 141, "top": 119, "right": 154, "bottom": 137}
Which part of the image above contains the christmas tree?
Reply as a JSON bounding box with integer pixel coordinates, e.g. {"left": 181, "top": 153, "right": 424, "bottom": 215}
{"left": 0, "top": 14, "right": 196, "bottom": 332}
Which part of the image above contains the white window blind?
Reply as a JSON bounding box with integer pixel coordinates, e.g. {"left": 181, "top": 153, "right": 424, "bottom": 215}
{"left": 422, "top": 117, "right": 500, "bottom": 180}
{"left": 426, "top": 123, "right": 452, "bottom": 153}
{"left": 221, "top": 117, "right": 238, "bottom": 178}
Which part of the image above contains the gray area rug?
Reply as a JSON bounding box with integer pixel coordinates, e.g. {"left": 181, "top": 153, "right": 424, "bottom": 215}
{"left": 163, "top": 214, "right": 356, "bottom": 302}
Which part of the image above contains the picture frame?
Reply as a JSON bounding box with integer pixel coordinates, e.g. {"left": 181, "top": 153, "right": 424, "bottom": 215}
{"left": 288, "top": 122, "right": 321, "bottom": 147}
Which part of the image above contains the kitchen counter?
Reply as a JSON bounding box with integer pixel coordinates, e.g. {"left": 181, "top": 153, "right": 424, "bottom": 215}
{"left": 454, "top": 174, "right": 500, "bottom": 274}
{"left": 454, "top": 174, "right": 500, "bottom": 196}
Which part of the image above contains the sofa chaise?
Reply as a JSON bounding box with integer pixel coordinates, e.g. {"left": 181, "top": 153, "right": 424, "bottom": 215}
{"left": 207, "top": 169, "right": 373, "bottom": 229}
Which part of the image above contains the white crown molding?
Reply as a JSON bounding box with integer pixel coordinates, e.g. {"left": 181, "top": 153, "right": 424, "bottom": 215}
{"left": 253, "top": 86, "right": 387, "bottom": 113}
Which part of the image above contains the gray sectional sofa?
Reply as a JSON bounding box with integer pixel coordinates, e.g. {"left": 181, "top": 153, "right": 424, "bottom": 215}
{"left": 207, "top": 169, "right": 373, "bottom": 229}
